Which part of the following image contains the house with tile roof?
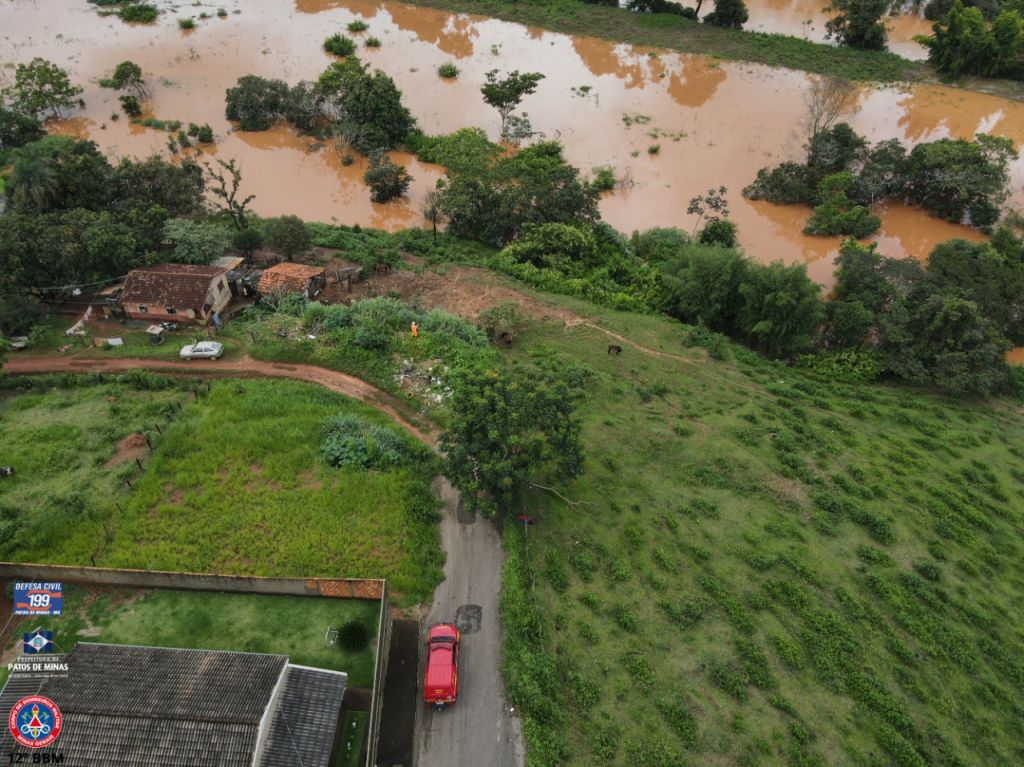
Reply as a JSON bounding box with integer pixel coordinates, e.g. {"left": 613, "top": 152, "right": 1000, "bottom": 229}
{"left": 121, "top": 263, "right": 234, "bottom": 324}
{"left": 257, "top": 263, "right": 327, "bottom": 300}
{"left": 0, "top": 643, "right": 348, "bottom": 767}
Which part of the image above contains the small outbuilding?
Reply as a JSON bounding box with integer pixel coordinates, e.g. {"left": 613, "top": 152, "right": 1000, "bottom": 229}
{"left": 257, "top": 263, "right": 327, "bottom": 300}
{"left": 121, "top": 263, "right": 234, "bottom": 324}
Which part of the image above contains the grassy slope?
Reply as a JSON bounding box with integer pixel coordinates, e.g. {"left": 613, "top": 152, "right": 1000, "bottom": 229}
{"left": 0, "top": 378, "right": 443, "bottom": 604}
{"left": 0, "top": 380, "right": 191, "bottom": 563}
{"left": 4, "top": 585, "right": 380, "bottom": 686}
{"left": 500, "top": 303, "right": 1024, "bottom": 767}
{"left": 407, "top": 0, "right": 1024, "bottom": 100}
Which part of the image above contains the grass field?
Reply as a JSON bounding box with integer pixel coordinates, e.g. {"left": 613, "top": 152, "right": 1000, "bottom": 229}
{"left": 2, "top": 585, "right": 380, "bottom": 687}
{"left": 498, "top": 305, "right": 1024, "bottom": 767}
{"left": 0, "top": 375, "right": 193, "bottom": 564}
{"left": 0, "top": 376, "right": 444, "bottom": 605}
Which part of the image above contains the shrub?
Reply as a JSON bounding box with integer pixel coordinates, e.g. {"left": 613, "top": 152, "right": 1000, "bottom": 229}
{"left": 591, "top": 165, "right": 616, "bottom": 192}
{"left": 336, "top": 619, "right": 371, "bottom": 651}
{"left": 699, "top": 219, "right": 738, "bottom": 247}
{"left": 438, "top": 62, "right": 459, "bottom": 78}
{"left": 119, "top": 4, "right": 158, "bottom": 23}
{"left": 324, "top": 34, "right": 356, "bottom": 56}
{"left": 178, "top": 17, "right": 196, "bottom": 29}
{"left": 320, "top": 414, "right": 414, "bottom": 470}
{"left": 347, "top": 19, "right": 369, "bottom": 32}
{"left": 365, "top": 36, "right": 381, "bottom": 48}
{"left": 119, "top": 94, "right": 141, "bottom": 117}
{"left": 648, "top": 143, "right": 661, "bottom": 155}
{"left": 364, "top": 150, "right": 412, "bottom": 202}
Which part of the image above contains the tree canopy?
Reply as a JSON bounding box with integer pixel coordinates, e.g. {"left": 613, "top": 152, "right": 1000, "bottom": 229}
{"left": 3, "top": 58, "right": 82, "bottom": 119}
{"left": 441, "top": 364, "right": 584, "bottom": 518}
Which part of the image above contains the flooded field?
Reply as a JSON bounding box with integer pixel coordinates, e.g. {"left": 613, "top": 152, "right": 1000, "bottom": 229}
{"left": 742, "top": 0, "right": 933, "bottom": 61}
{"left": 2, "top": 0, "right": 1021, "bottom": 286}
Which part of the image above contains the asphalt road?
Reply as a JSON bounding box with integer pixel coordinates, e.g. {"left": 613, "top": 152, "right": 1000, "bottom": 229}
{"left": 414, "top": 477, "right": 525, "bottom": 767}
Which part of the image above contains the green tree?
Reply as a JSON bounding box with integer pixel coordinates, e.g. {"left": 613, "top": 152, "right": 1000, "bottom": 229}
{"left": 480, "top": 70, "right": 545, "bottom": 136}
{"left": 441, "top": 142, "right": 599, "bottom": 243}
{"left": 441, "top": 364, "right": 584, "bottom": 518}
{"left": 264, "top": 215, "right": 312, "bottom": 261}
{"left": 421, "top": 189, "right": 445, "bottom": 241}
{"left": 661, "top": 245, "right": 748, "bottom": 332}
{"left": 738, "top": 261, "right": 824, "bottom": 357}
{"left": 363, "top": 150, "right": 412, "bottom": 202}
{"left": 162, "top": 219, "right": 231, "bottom": 264}
{"left": 205, "top": 158, "right": 255, "bottom": 230}
{"left": 113, "top": 155, "right": 205, "bottom": 217}
{"left": 917, "top": 1, "right": 998, "bottom": 76}
{"left": 232, "top": 226, "right": 263, "bottom": 258}
{"left": 704, "top": 0, "right": 749, "bottom": 28}
{"left": 106, "top": 61, "right": 150, "bottom": 100}
{"left": 825, "top": 0, "right": 889, "bottom": 50}
{"left": 413, "top": 127, "right": 501, "bottom": 176}
{"left": 698, "top": 219, "right": 738, "bottom": 247}
{"left": 804, "top": 172, "right": 882, "bottom": 238}
{"left": 884, "top": 292, "right": 1011, "bottom": 395}
{"left": 0, "top": 106, "right": 45, "bottom": 151}
{"left": 225, "top": 75, "right": 291, "bottom": 131}
{"left": 8, "top": 137, "right": 114, "bottom": 213}
{"left": 4, "top": 58, "right": 83, "bottom": 119}
{"left": 337, "top": 63, "right": 416, "bottom": 151}
{"left": 904, "top": 134, "right": 1016, "bottom": 227}
{"left": 827, "top": 299, "right": 875, "bottom": 347}
{"left": 927, "top": 238, "right": 1024, "bottom": 342}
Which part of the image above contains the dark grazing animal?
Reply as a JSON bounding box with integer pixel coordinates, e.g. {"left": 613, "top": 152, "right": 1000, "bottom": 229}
{"left": 608, "top": 344, "right": 623, "bottom": 356}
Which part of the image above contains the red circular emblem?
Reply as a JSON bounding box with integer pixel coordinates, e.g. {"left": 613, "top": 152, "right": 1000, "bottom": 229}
{"left": 8, "top": 695, "right": 62, "bottom": 749}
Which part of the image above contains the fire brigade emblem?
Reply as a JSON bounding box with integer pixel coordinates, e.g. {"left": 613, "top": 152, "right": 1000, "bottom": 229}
{"left": 8, "top": 695, "right": 63, "bottom": 749}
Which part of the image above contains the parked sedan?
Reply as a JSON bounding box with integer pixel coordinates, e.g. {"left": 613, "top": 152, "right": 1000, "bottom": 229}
{"left": 179, "top": 341, "right": 224, "bottom": 360}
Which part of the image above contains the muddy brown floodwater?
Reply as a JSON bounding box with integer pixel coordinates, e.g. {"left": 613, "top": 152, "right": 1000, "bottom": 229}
{"left": 742, "top": 0, "right": 933, "bottom": 61}
{"left": 2, "top": 0, "right": 1022, "bottom": 288}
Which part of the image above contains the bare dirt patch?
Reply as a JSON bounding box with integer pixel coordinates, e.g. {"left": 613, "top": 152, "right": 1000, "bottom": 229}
{"left": 315, "top": 255, "right": 579, "bottom": 323}
{"left": 105, "top": 433, "right": 149, "bottom": 468}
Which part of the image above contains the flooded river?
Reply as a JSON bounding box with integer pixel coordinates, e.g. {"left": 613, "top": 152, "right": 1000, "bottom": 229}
{"left": 742, "top": 0, "right": 933, "bottom": 61}
{"left": 2, "top": 0, "right": 1022, "bottom": 287}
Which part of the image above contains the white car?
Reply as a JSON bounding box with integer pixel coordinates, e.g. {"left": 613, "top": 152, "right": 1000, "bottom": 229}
{"left": 180, "top": 341, "right": 224, "bottom": 360}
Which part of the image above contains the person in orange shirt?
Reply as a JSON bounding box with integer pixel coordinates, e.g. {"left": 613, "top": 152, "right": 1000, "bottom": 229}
{"left": 411, "top": 322, "right": 419, "bottom": 338}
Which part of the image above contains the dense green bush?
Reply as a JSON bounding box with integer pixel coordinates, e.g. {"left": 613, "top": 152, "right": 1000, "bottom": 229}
{"left": 324, "top": 34, "right": 356, "bottom": 56}
{"left": 438, "top": 62, "right": 460, "bottom": 78}
{"left": 364, "top": 150, "right": 412, "bottom": 202}
{"left": 321, "top": 413, "right": 415, "bottom": 470}
{"left": 118, "top": 3, "right": 158, "bottom": 23}
{"left": 336, "top": 619, "right": 371, "bottom": 651}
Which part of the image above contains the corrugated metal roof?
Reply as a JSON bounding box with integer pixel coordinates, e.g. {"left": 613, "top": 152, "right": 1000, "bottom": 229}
{"left": 44, "top": 644, "right": 287, "bottom": 723}
{"left": 257, "top": 665, "right": 347, "bottom": 767}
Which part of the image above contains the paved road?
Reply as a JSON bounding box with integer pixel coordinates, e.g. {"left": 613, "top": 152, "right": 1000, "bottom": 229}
{"left": 415, "top": 477, "right": 524, "bottom": 767}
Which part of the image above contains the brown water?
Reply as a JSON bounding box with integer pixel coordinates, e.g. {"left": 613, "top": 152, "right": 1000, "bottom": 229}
{"left": 2, "top": 0, "right": 1019, "bottom": 288}
{"left": 742, "top": 0, "right": 933, "bottom": 61}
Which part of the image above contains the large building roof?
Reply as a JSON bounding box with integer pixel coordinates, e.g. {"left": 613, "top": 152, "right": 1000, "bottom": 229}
{"left": 257, "top": 262, "right": 325, "bottom": 296}
{"left": 0, "top": 643, "right": 347, "bottom": 767}
{"left": 122, "top": 264, "right": 228, "bottom": 311}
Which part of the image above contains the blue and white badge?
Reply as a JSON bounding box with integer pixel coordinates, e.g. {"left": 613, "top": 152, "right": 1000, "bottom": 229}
{"left": 23, "top": 629, "right": 54, "bottom": 655}
{"left": 13, "top": 583, "right": 63, "bottom": 616}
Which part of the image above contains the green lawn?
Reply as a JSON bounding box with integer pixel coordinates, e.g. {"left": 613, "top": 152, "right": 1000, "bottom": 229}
{"left": 3, "top": 585, "right": 380, "bottom": 687}
{"left": 499, "top": 306, "right": 1024, "bottom": 767}
{"left": 0, "top": 377, "right": 444, "bottom": 605}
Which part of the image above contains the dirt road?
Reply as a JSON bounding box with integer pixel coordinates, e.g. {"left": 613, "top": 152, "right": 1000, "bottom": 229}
{"left": 4, "top": 353, "right": 524, "bottom": 767}
{"left": 415, "top": 477, "right": 525, "bottom": 767}
{"left": 2, "top": 353, "right": 435, "bottom": 446}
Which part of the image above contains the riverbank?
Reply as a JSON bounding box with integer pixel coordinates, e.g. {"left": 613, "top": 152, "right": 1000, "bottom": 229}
{"left": 406, "top": 0, "right": 1024, "bottom": 101}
